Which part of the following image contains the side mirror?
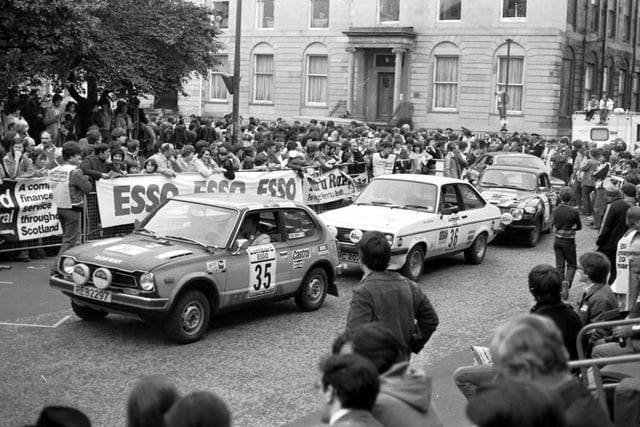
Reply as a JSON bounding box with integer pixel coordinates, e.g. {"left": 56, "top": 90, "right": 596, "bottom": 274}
{"left": 232, "top": 238, "right": 248, "bottom": 254}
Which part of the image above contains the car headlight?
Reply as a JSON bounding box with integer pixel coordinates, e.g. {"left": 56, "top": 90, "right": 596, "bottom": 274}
{"left": 140, "top": 273, "right": 155, "bottom": 291}
{"left": 61, "top": 257, "right": 76, "bottom": 275}
{"left": 524, "top": 205, "right": 537, "bottom": 215}
{"left": 384, "top": 234, "right": 394, "bottom": 246}
{"left": 510, "top": 208, "right": 524, "bottom": 221}
{"left": 327, "top": 225, "right": 338, "bottom": 238}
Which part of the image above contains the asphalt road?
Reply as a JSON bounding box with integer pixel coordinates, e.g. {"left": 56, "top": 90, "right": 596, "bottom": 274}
{"left": 0, "top": 225, "right": 599, "bottom": 427}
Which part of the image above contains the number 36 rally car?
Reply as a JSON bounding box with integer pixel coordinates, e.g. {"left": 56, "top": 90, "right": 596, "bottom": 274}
{"left": 50, "top": 193, "right": 342, "bottom": 344}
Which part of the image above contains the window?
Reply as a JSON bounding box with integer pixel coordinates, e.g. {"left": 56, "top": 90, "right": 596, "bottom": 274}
{"left": 306, "top": 55, "right": 328, "bottom": 105}
{"left": 433, "top": 56, "right": 459, "bottom": 110}
{"left": 379, "top": 0, "right": 399, "bottom": 22}
{"left": 589, "top": 0, "right": 600, "bottom": 32}
{"left": 497, "top": 57, "right": 524, "bottom": 112}
{"left": 256, "top": 0, "right": 274, "bottom": 28}
{"left": 608, "top": 5, "right": 616, "bottom": 38}
{"left": 619, "top": 69, "right": 627, "bottom": 107}
{"left": 253, "top": 54, "right": 274, "bottom": 102}
{"left": 633, "top": 73, "right": 639, "bottom": 111}
{"left": 459, "top": 185, "right": 485, "bottom": 210}
{"left": 502, "top": 0, "right": 526, "bottom": 18}
{"left": 560, "top": 57, "right": 573, "bottom": 116}
{"left": 209, "top": 55, "right": 229, "bottom": 101}
{"left": 310, "top": 0, "right": 329, "bottom": 28}
{"left": 439, "top": 0, "right": 461, "bottom": 20}
{"left": 283, "top": 209, "right": 319, "bottom": 241}
{"left": 623, "top": 0, "right": 631, "bottom": 41}
{"left": 212, "top": 1, "right": 229, "bottom": 29}
{"left": 584, "top": 63, "right": 595, "bottom": 107}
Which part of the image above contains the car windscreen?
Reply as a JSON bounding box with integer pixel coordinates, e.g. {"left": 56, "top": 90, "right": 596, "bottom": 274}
{"left": 140, "top": 200, "right": 237, "bottom": 247}
{"left": 355, "top": 179, "right": 437, "bottom": 212}
{"left": 494, "top": 155, "right": 544, "bottom": 169}
{"left": 479, "top": 169, "right": 538, "bottom": 191}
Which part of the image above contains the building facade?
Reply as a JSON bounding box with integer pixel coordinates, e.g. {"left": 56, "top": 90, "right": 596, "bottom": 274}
{"left": 178, "top": 0, "right": 640, "bottom": 137}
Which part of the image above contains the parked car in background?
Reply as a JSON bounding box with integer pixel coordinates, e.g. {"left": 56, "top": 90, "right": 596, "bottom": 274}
{"left": 476, "top": 165, "right": 557, "bottom": 247}
{"left": 319, "top": 174, "right": 504, "bottom": 281}
{"left": 50, "top": 194, "right": 342, "bottom": 344}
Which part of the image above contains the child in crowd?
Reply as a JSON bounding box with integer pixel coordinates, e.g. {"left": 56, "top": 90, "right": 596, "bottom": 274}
{"left": 552, "top": 187, "right": 582, "bottom": 299}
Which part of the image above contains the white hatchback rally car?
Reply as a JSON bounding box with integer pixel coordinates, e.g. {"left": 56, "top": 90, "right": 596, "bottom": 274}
{"left": 319, "top": 174, "right": 504, "bottom": 280}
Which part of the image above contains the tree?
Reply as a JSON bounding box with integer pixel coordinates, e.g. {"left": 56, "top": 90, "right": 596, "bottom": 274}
{"left": 1, "top": 0, "right": 220, "bottom": 133}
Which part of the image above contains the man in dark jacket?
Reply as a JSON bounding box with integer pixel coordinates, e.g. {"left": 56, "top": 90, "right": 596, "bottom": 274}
{"left": 597, "top": 183, "right": 636, "bottom": 284}
{"left": 346, "top": 231, "right": 439, "bottom": 361}
{"left": 80, "top": 142, "right": 111, "bottom": 189}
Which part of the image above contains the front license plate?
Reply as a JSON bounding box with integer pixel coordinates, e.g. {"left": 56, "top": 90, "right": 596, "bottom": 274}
{"left": 73, "top": 285, "right": 112, "bottom": 303}
{"left": 340, "top": 251, "right": 360, "bottom": 263}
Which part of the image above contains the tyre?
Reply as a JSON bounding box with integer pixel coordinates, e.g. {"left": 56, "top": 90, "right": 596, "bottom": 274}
{"left": 464, "top": 233, "right": 487, "bottom": 265}
{"left": 164, "top": 290, "right": 210, "bottom": 344}
{"left": 527, "top": 218, "right": 542, "bottom": 247}
{"left": 295, "top": 267, "right": 328, "bottom": 312}
{"left": 71, "top": 301, "right": 108, "bottom": 321}
{"left": 400, "top": 246, "right": 424, "bottom": 281}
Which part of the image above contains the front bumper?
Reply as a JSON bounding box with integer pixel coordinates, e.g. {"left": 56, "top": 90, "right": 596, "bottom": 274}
{"left": 503, "top": 218, "right": 537, "bottom": 232}
{"left": 338, "top": 246, "right": 408, "bottom": 270}
{"left": 50, "top": 274, "right": 170, "bottom": 315}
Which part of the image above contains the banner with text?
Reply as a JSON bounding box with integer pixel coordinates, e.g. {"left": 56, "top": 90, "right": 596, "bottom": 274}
{"left": 96, "top": 171, "right": 304, "bottom": 227}
{"left": 372, "top": 153, "right": 396, "bottom": 176}
{"left": 306, "top": 169, "right": 357, "bottom": 205}
{"left": 0, "top": 178, "right": 61, "bottom": 241}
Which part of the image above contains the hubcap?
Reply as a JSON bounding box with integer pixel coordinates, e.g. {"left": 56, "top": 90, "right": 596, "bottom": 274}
{"left": 409, "top": 251, "right": 422, "bottom": 277}
{"left": 307, "top": 276, "right": 324, "bottom": 302}
{"left": 182, "top": 302, "right": 203, "bottom": 334}
{"left": 476, "top": 235, "right": 486, "bottom": 257}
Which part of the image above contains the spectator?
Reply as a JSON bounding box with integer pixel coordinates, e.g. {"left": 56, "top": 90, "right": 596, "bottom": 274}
{"left": 164, "top": 391, "right": 231, "bottom": 427}
{"left": 49, "top": 142, "right": 92, "bottom": 256}
{"left": 193, "top": 147, "right": 219, "bottom": 178}
{"left": 148, "top": 143, "right": 179, "bottom": 178}
{"left": 443, "top": 142, "right": 467, "bottom": 178}
{"left": 596, "top": 183, "right": 634, "bottom": 284}
{"left": 553, "top": 187, "right": 582, "bottom": 294}
{"left": 317, "top": 354, "right": 382, "bottom": 427}
{"left": 35, "top": 131, "right": 62, "bottom": 169}
{"left": 111, "top": 127, "right": 128, "bottom": 150}
{"left": 467, "top": 378, "right": 565, "bottom": 427}
{"left": 127, "top": 375, "right": 180, "bottom": 427}
{"left": 92, "top": 97, "right": 114, "bottom": 143}
{"left": 332, "top": 323, "right": 443, "bottom": 427}
{"left": 142, "top": 158, "right": 159, "bottom": 174}
{"left": 110, "top": 148, "right": 127, "bottom": 175}
{"left": 585, "top": 95, "right": 599, "bottom": 121}
{"left": 580, "top": 148, "right": 599, "bottom": 218}
{"left": 491, "top": 314, "right": 613, "bottom": 427}
{"left": 345, "top": 231, "right": 439, "bottom": 361}
{"left": 592, "top": 151, "right": 611, "bottom": 229}
{"left": 41, "top": 93, "right": 64, "bottom": 146}
{"left": 80, "top": 143, "right": 111, "bottom": 185}
{"left": 113, "top": 100, "right": 133, "bottom": 137}
{"left": 575, "top": 252, "right": 618, "bottom": 353}
{"left": 612, "top": 207, "right": 640, "bottom": 311}
{"left": 3, "top": 138, "right": 34, "bottom": 179}
{"left": 176, "top": 145, "right": 197, "bottom": 172}
{"left": 27, "top": 406, "right": 91, "bottom": 427}
{"left": 598, "top": 93, "right": 614, "bottom": 125}
{"left": 123, "top": 139, "right": 144, "bottom": 174}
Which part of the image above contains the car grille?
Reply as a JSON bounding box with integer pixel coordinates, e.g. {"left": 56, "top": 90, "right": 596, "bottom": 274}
{"left": 84, "top": 263, "right": 138, "bottom": 288}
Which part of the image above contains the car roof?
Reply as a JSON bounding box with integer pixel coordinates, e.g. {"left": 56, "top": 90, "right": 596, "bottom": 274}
{"left": 172, "top": 193, "right": 300, "bottom": 209}
{"left": 372, "top": 174, "right": 466, "bottom": 186}
{"left": 483, "top": 165, "right": 546, "bottom": 175}
{"left": 484, "top": 152, "right": 538, "bottom": 158}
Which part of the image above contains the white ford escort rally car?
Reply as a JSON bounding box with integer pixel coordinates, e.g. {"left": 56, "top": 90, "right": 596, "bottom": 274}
{"left": 319, "top": 174, "right": 504, "bottom": 280}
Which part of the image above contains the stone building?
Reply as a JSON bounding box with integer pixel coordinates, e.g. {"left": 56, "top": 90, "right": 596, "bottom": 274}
{"left": 178, "top": 0, "right": 640, "bottom": 136}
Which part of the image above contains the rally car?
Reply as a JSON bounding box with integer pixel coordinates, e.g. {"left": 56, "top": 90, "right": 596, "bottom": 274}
{"left": 318, "top": 175, "right": 504, "bottom": 281}
{"left": 50, "top": 193, "right": 342, "bottom": 344}
{"left": 476, "top": 165, "right": 557, "bottom": 247}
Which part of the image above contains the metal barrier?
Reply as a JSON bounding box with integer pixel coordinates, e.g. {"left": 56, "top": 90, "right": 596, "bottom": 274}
{"left": 571, "top": 318, "right": 640, "bottom": 417}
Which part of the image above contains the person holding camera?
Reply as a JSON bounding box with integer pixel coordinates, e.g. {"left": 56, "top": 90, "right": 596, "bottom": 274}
{"left": 345, "top": 231, "right": 439, "bottom": 361}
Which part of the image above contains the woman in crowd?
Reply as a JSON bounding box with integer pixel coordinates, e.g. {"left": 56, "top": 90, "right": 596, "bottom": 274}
{"left": 3, "top": 138, "right": 34, "bottom": 179}
{"left": 193, "top": 147, "right": 219, "bottom": 178}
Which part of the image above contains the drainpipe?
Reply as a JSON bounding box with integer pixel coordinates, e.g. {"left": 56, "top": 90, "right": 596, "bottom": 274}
{"left": 581, "top": 0, "right": 589, "bottom": 106}
{"left": 629, "top": 0, "right": 639, "bottom": 109}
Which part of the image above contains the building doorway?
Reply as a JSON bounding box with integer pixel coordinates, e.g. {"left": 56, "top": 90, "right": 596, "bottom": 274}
{"left": 376, "top": 72, "right": 394, "bottom": 121}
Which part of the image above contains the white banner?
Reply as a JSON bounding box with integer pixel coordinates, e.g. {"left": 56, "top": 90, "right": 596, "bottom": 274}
{"left": 96, "top": 171, "right": 304, "bottom": 227}
{"left": 306, "top": 169, "right": 358, "bottom": 205}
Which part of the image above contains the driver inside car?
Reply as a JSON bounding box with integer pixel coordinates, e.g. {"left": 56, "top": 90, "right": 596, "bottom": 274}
{"left": 238, "top": 214, "right": 271, "bottom": 248}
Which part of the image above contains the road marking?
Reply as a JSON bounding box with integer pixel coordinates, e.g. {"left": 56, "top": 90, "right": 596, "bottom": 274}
{"left": 0, "top": 315, "right": 72, "bottom": 329}
{"left": 0, "top": 281, "right": 13, "bottom": 285}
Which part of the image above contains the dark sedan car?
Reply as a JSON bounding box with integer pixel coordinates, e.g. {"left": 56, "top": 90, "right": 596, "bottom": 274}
{"left": 476, "top": 165, "right": 558, "bottom": 247}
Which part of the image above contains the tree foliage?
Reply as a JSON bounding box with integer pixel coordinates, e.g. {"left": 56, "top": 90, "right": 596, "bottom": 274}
{"left": 0, "top": 0, "right": 221, "bottom": 100}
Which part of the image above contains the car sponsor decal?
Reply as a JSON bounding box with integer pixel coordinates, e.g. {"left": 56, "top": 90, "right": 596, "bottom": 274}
{"left": 246, "top": 244, "right": 277, "bottom": 298}
{"left": 292, "top": 248, "right": 310, "bottom": 269}
{"left": 91, "top": 237, "right": 123, "bottom": 247}
{"left": 105, "top": 244, "right": 150, "bottom": 256}
{"left": 94, "top": 255, "right": 123, "bottom": 264}
{"left": 156, "top": 250, "right": 193, "bottom": 259}
{"left": 144, "top": 243, "right": 165, "bottom": 249}
{"left": 467, "top": 230, "right": 475, "bottom": 242}
{"left": 206, "top": 260, "right": 226, "bottom": 274}
{"left": 437, "top": 230, "right": 449, "bottom": 247}
{"left": 288, "top": 232, "right": 306, "bottom": 239}
{"left": 317, "top": 243, "right": 329, "bottom": 255}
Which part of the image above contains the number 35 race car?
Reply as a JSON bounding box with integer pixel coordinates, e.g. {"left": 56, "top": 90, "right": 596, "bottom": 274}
{"left": 50, "top": 193, "right": 342, "bottom": 344}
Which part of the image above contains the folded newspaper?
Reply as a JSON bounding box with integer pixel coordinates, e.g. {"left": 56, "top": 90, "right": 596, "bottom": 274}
{"left": 471, "top": 345, "right": 493, "bottom": 366}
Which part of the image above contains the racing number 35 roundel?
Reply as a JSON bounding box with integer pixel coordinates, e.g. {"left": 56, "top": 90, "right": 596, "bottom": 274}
{"left": 247, "top": 244, "right": 277, "bottom": 298}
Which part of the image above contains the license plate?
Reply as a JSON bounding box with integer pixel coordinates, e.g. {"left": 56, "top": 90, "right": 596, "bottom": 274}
{"left": 340, "top": 251, "right": 360, "bottom": 263}
{"left": 73, "top": 285, "right": 112, "bottom": 303}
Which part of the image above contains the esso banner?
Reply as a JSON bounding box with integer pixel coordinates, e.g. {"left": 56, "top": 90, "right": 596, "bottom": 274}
{"left": 96, "top": 171, "right": 303, "bottom": 227}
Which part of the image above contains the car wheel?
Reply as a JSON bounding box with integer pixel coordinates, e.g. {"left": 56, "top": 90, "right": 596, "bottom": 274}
{"left": 71, "top": 301, "right": 108, "bottom": 321}
{"left": 527, "top": 218, "right": 542, "bottom": 247}
{"left": 400, "top": 246, "right": 424, "bottom": 281}
{"left": 295, "top": 267, "right": 328, "bottom": 312}
{"left": 164, "top": 290, "right": 210, "bottom": 344}
{"left": 464, "top": 233, "right": 487, "bottom": 265}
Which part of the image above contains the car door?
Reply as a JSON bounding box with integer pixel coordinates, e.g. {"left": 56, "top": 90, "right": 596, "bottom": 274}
{"left": 224, "top": 209, "right": 290, "bottom": 306}
{"left": 538, "top": 173, "right": 555, "bottom": 226}
{"left": 456, "top": 183, "right": 491, "bottom": 249}
{"left": 434, "top": 184, "right": 465, "bottom": 255}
